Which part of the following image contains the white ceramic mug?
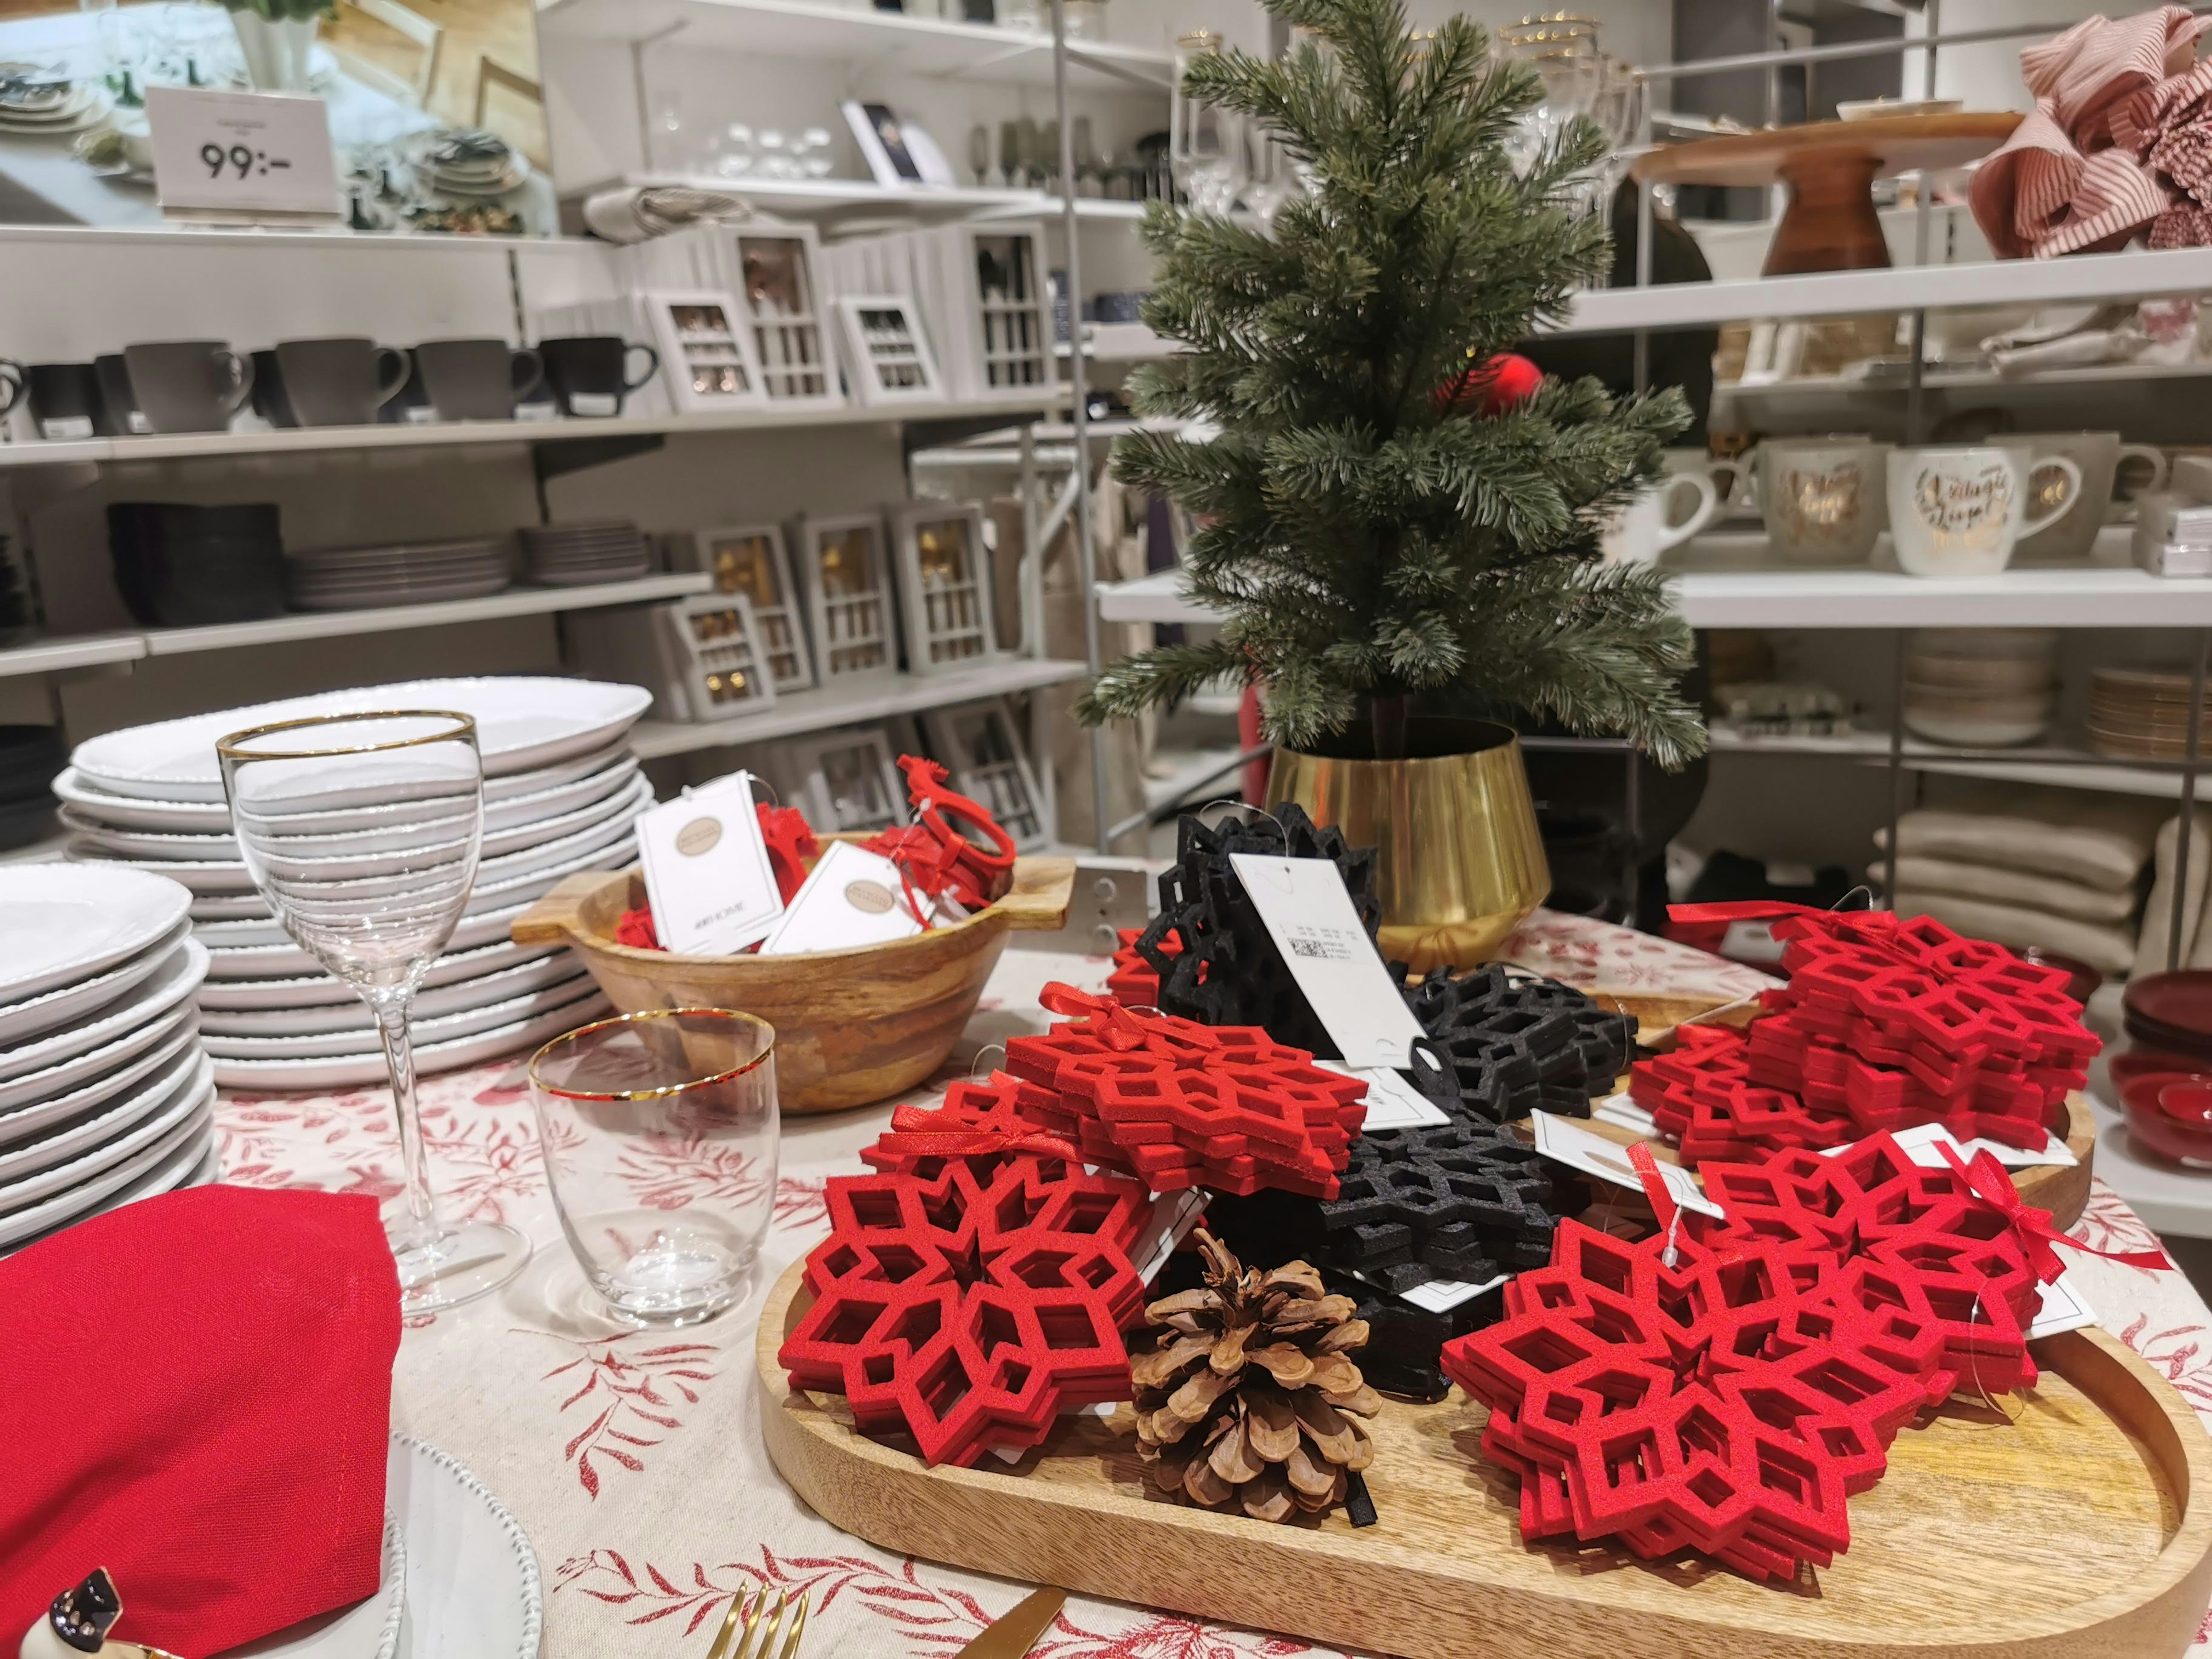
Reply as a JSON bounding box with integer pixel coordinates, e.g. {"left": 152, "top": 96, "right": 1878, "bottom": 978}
{"left": 1601, "top": 471, "right": 1722, "bottom": 565}
{"left": 2007, "top": 431, "right": 2169, "bottom": 564}
{"left": 1888, "top": 445, "right": 2084, "bottom": 578}
{"left": 1744, "top": 434, "right": 1891, "bottom": 565}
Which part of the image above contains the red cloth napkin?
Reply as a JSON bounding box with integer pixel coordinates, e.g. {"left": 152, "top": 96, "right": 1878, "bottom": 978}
{"left": 0, "top": 1185, "right": 399, "bottom": 1654}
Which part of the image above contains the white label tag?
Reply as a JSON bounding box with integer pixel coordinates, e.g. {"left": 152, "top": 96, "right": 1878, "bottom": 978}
{"left": 1530, "top": 1111, "right": 1726, "bottom": 1219}
{"left": 1126, "top": 1188, "right": 1210, "bottom": 1285}
{"left": 125, "top": 410, "right": 150, "bottom": 434}
{"left": 567, "top": 392, "right": 620, "bottom": 417}
{"left": 1398, "top": 1272, "right": 1510, "bottom": 1313}
{"left": 1593, "top": 1090, "right": 1659, "bottom": 1136}
{"left": 2029, "top": 1271, "right": 2097, "bottom": 1339}
{"left": 147, "top": 86, "right": 342, "bottom": 219}
{"left": 1316, "top": 1060, "right": 1452, "bottom": 1130}
{"left": 1816, "top": 1120, "right": 2078, "bottom": 1171}
{"left": 1226, "top": 854, "right": 1427, "bottom": 1071}
{"left": 39, "top": 416, "right": 92, "bottom": 440}
{"left": 633, "top": 772, "right": 783, "bottom": 956}
{"left": 1718, "top": 919, "right": 1786, "bottom": 964}
{"left": 759, "top": 841, "right": 925, "bottom": 956}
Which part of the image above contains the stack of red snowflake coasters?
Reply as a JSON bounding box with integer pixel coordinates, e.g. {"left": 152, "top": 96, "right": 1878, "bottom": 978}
{"left": 781, "top": 1090, "right": 1154, "bottom": 1467}
{"left": 1003, "top": 982, "right": 1369, "bottom": 1199}
{"left": 1630, "top": 910, "right": 2098, "bottom": 1168}
{"left": 1107, "top": 925, "right": 1187, "bottom": 1007}
{"left": 1441, "top": 1128, "right": 2056, "bottom": 1578}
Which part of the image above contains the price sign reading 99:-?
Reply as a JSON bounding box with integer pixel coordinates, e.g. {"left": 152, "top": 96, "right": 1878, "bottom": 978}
{"left": 146, "top": 86, "right": 342, "bottom": 221}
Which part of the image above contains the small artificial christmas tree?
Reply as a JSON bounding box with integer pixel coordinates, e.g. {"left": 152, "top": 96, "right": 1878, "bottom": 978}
{"left": 1075, "top": 0, "right": 1705, "bottom": 768}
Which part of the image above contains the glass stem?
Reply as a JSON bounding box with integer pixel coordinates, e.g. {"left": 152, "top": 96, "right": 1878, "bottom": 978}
{"left": 374, "top": 994, "right": 441, "bottom": 1254}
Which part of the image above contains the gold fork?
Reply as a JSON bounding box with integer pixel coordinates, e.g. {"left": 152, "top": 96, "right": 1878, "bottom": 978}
{"left": 704, "top": 1586, "right": 810, "bottom": 1659}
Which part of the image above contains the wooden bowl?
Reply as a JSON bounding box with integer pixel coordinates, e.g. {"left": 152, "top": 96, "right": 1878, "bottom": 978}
{"left": 512, "top": 843, "right": 1074, "bottom": 1115}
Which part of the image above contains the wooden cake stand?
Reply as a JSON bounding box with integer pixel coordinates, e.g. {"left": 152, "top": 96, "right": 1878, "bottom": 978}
{"left": 1630, "top": 112, "right": 2022, "bottom": 275}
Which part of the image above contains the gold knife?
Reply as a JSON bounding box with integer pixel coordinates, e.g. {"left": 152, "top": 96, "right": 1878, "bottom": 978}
{"left": 952, "top": 1586, "right": 1067, "bottom": 1659}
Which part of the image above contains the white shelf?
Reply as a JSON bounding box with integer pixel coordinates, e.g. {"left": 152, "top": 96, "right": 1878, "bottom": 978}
{"left": 0, "top": 223, "right": 594, "bottom": 255}
{"left": 1097, "top": 567, "right": 2212, "bottom": 630}
{"left": 630, "top": 656, "right": 1090, "bottom": 757}
{"left": 576, "top": 173, "right": 1148, "bottom": 227}
{"left": 1714, "top": 358, "right": 2212, "bottom": 407}
{"left": 1143, "top": 745, "right": 1251, "bottom": 812}
{"left": 1710, "top": 728, "right": 2202, "bottom": 798}
{"left": 1057, "top": 321, "right": 1174, "bottom": 361}
{"left": 138, "top": 575, "right": 714, "bottom": 658}
{"left": 540, "top": 0, "right": 1175, "bottom": 87}
{"left": 0, "top": 632, "right": 143, "bottom": 680}
{"left": 0, "top": 391, "right": 1069, "bottom": 472}
{"left": 1550, "top": 245, "right": 2212, "bottom": 337}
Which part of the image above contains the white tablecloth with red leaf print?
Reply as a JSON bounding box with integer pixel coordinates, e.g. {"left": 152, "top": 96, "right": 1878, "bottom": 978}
{"left": 207, "top": 916, "right": 2212, "bottom": 1657}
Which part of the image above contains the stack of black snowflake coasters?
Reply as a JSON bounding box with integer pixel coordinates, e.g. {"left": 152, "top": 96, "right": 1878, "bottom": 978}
{"left": 1131, "top": 803, "right": 1384, "bottom": 1056}
{"left": 1404, "top": 964, "right": 1637, "bottom": 1121}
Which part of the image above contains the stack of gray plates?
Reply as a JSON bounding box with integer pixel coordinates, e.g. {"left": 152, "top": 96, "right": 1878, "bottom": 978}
{"left": 0, "top": 864, "right": 215, "bottom": 1255}
{"left": 521, "top": 522, "right": 651, "bottom": 586}
{"left": 285, "top": 537, "right": 512, "bottom": 612}
{"left": 53, "top": 676, "right": 655, "bottom": 1091}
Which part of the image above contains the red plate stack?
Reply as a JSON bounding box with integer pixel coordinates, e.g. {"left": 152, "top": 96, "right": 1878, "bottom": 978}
{"left": 1005, "top": 981, "right": 1368, "bottom": 1198}
{"left": 1631, "top": 911, "right": 2097, "bottom": 1168}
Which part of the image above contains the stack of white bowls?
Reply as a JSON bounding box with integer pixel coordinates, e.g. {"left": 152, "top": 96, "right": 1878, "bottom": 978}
{"left": 52, "top": 676, "right": 654, "bottom": 1091}
{"left": 0, "top": 865, "right": 215, "bottom": 1255}
{"left": 1900, "top": 628, "right": 2059, "bottom": 748}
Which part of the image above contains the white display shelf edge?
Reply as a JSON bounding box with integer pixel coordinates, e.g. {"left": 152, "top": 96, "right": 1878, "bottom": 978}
{"left": 1551, "top": 245, "right": 2212, "bottom": 337}
{"left": 1095, "top": 567, "right": 2212, "bottom": 630}
{"left": 630, "top": 656, "right": 1090, "bottom": 757}
{"left": 0, "top": 631, "right": 143, "bottom": 677}
{"left": 1710, "top": 729, "right": 2200, "bottom": 799}
{"left": 573, "top": 173, "right": 1148, "bottom": 225}
{"left": 0, "top": 391, "right": 1070, "bottom": 472}
{"left": 538, "top": 0, "right": 1175, "bottom": 86}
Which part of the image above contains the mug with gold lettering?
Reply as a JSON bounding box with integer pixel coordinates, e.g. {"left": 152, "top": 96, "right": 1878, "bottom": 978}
{"left": 1888, "top": 445, "right": 2083, "bottom": 578}
{"left": 1746, "top": 434, "right": 1891, "bottom": 565}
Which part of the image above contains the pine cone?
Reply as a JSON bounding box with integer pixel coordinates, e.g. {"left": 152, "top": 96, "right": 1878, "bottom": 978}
{"left": 1132, "top": 1231, "right": 1379, "bottom": 1522}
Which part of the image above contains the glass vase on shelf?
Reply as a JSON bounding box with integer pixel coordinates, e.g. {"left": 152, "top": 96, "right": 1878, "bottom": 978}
{"left": 1171, "top": 29, "right": 1243, "bottom": 214}
{"left": 1242, "top": 126, "right": 1300, "bottom": 228}
{"left": 1063, "top": 0, "right": 1105, "bottom": 40}
{"left": 998, "top": 0, "right": 1040, "bottom": 31}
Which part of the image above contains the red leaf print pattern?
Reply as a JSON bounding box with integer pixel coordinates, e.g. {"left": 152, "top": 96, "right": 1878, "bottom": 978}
{"left": 774, "top": 1175, "right": 830, "bottom": 1232}
{"left": 522, "top": 1330, "right": 721, "bottom": 1499}
{"left": 618, "top": 1136, "right": 772, "bottom": 1212}
{"left": 554, "top": 1546, "right": 1338, "bottom": 1657}
{"left": 2117, "top": 1314, "right": 2212, "bottom": 1413}
{"left": 2072, "top": 1179, "right": 2169, "bottom": 1275}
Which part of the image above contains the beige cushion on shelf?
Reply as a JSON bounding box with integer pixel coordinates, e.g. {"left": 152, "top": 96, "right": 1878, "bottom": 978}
{"left": 1874, "top": 780, "right": 2164, "bottom": 892}
{"left": 2135, "top": 815, "right": 2212, "bottom": 979}
{"left": 1867, "top": 856, "right": 2138, "bottom": 923}
{"left": 1891, "top": 890, "right": 2137, "bottom": 978}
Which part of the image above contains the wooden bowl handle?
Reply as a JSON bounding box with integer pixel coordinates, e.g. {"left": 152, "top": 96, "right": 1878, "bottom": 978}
{"left": 997, "top": 855, "right": 1076, "bottom": 931}
{"left": 510, "top": 869, "right": 608, "bottom": 946}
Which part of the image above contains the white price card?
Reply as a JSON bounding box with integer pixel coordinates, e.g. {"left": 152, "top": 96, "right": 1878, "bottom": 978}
{"left": 1815, "top": 1120, "right": 2078, "bottom": 1171}
{"left": 147, "top": 86, "right": 342, "bottom": 220}
{"left": 1227, "top": 853, "right": 1428, "bottom": 1071}
{"left": 1529, "top": 1110, "right": 1726, "bottom": 1220}
{"left": 1317, "top": 1060, "right": 1453, "bottom": 1131}
{"left": 634, "top": 772, "right": 784, "bottom": 956}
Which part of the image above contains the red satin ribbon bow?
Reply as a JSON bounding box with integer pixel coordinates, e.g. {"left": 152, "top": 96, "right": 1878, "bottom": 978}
{"left": 1624, "top": 1141, "right": 1685, "bottom": 1266}
{"left": 1036, "top": 981, "right": 1222, "bottom": 1061}
{"left": 1936, "top": 1141, "right": 2171, "bottom": 1278}
{"left": 877, "top": 1100, "right": 1082, "bottom": 1164}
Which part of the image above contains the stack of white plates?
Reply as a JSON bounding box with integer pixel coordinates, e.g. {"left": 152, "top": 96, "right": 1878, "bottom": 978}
{"left": 0, "top": 69, "right": 107, "bottom": 135}
{"left": 416, "top": 130, "right": 532, "bottom": 198}
{"left": 520, "top": 522, "right": 650, "bottom": 586}
{"left": 54, "top": 676, "right": 655, "bottom": 1091}
{"left": 0, "top": 865, "right": 215, "bottom": 1256}
{"left": 285, "top": 538, "right": 513, "bottom": 612}
{"left": 1900, "top": 627, "right": 2058, "bottom": 748}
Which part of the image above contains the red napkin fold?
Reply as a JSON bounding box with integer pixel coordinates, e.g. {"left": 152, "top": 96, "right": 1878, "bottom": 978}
{"left": 0, "top": 1185, "right": 400, "bottom": 1655}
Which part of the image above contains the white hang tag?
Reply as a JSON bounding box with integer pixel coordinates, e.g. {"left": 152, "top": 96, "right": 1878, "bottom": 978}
{"left": 1816, "top": 1120, "right": 2077, "bottom": 1170}
{"left": 1316, "top": 1060, "right": 1452, "bottom": 1130}
{"left": 758, "top": 841, "right": 925, "bottom": 956}
{"left": 1718, "top": 919, "right": 1787, "bottom": 965}
{"left": 1397, "top": 1271, "right": 1510, "bottom": 1313}
{"left": 1226, "top": 854, "right": 1428, "bottom": 1071}
{"left": 2028, "top": 1271, "right": 2098, "bottom": 1339}
{"left": 1593, "top": 1090, "right": 1659, "bottom": 1136}
{"left": 633, "top": 772, "right": 783, "bottom": 956}
{"left": 1529, "top": 1111, "right": 1726, "bottom": 1219}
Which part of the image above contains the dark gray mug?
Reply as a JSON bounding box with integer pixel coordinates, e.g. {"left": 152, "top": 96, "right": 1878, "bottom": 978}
{"left": 121, "top": 340, "right": 254, "bottom": 434}
{"left": 94, "top": 354, "right": 147, "bottom": 435}
{"left": 267, "top": 337, "right": 411, "bottom": 427}
{"left": 412, "top": 338, "right": 545, "bottom": 422}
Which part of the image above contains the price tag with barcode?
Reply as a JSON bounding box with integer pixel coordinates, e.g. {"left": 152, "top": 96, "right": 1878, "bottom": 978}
{"left": 146, "top": 86, "right": 342, "bottom": 221}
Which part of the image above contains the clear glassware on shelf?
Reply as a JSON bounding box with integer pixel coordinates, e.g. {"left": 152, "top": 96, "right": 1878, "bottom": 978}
{"left": 1038, "top": 117, "right": 1060, "bottom": 189}
{"left": 1063, "top": 0, "right": 1105, "bottom": 40}
{"left": 794, "top": 126, "right": 834, "bottom": 179}
{"left": 529, "top": 1009, "right": 779, "bottom": 1327}
{"left": 1172, "top": 29, "right": 1244, "bottom": 214}
{"left": 998, "top": 0, "right": 1040, "bottom": 30}
{"left": 217, "top": 711, "right": 529, "bottom": 1316}
{"left": 998, "top": 118, "right": 1024, "bottom": 190}
{"left": 1242, "top": 127, "right": 1300, "bottom": 228}
{"left": 1070, "top": 115, "right": 1103, "bottom": 196}
{"left": 710, "top": 122, "right": 756, "bottom": 179}
{"left": 755, "top": 127, "right": 794, "bottom": 179}
{"left": 969, "top": 122, "right": 993, "bottom": 187}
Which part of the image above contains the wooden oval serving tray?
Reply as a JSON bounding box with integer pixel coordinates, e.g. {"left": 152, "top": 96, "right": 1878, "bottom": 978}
{"left": 759, "top": 1263, "right": 2212, "bottom": 1658}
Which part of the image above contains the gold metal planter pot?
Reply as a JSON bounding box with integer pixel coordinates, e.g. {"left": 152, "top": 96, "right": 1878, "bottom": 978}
{"left": 1267, "top": 715, "right": 1550, "bottom": 975}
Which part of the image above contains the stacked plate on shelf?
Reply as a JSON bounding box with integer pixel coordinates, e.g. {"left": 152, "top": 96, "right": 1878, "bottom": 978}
{"left": 1900, "top": 628, "right": 2058, "bottom": 748}
{"left": 283, "top": 537, "right": 513, "bottom": 612}
{"left": 413, "top": 129, "right": 532, "bottom": 197}
{"left": 2089, "top": 665, "right": 2212, "bottom": 760}
{"left": 0, "top": 865, "right": 216, "bottom": 1255}
{"left": 0, "top": 70, "right": 107, "bottom": 134}
{"left": 0, "top": 724, "right": 63, "bottom": 850}
{"left": 52, "top": 676, "right": 654, "bottom": 1090}
{"left": 521, "top": 521, "right": 651, "bottom": 586}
